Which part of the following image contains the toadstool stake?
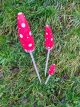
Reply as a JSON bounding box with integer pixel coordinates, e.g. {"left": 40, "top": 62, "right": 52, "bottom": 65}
{"left": 44, "top": 25, "right": 55, "bottom": 76}
{"left": 17, "top": 12, "right": 41, "bottom": 83}
{"left": 45, "top": 64, "right": 56, "bottom": 85}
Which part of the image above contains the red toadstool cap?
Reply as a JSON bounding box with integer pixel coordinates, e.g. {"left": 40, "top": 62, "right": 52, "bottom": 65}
{"left": 48, "top": 64, "right": 56, "bottom": 75}
{"left": 17, "top": 12, "right": 35, "bottom": 52}
{"left": 44, "top": 25, "right": 55, "bottom": 50}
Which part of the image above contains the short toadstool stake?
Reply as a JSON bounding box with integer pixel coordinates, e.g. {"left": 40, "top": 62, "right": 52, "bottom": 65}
{"left": 17, "top": 12, "right": 41, "bottom": 83}
{"left": 44, "top": 25, "right": 55, "bottom": 76}
{"left": 45, "top": 64, "right": 56, "bottom": 85}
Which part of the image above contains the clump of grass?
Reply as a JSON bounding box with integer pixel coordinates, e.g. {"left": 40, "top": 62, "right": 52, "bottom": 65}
{"left": 0, "top": 0, "right": 80, "bottom": 106}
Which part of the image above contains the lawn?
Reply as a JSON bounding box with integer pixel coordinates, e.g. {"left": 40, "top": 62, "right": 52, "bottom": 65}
{"left": 0, "top": 0, "right": 80, "bottom": 107}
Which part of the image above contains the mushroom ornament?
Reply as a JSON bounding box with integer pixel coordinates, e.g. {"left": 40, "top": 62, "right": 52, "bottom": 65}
{"left": 44, "top": 25, "right": 55, "bottom": 76}
{"left": 17, "top": 12, "right": 41, "bottom": 83}
{"left": 45, "top": 64, "right": 56, "bottom": 84}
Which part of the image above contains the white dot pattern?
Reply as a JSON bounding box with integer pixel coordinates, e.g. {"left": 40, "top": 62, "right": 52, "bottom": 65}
{"left": 48, "top": 47, "right": 50, "bottom": 49}
{"left": 21, "top": 23, "right": 25, "bottom": 28}
{"left": 20, "top": 34, "right": 23, "bottom": 38}
{"left": 46, "top": 25, "right": 49, "bottom": 27}
{"left": 29, "top": 31, "right": 32, "bottom": 36}
{"left": 51, "top": 38, "right": 53, "bottom": 41}
{"left": 46, "top": 32, "right": 48, "bottom": 35}
{"left": 28, "top": 43, "right": 32, "bottom": 47}
{"left": 27, "top": 36, "right": 29, "bottom": 38}
{"left": 19, "top": 28, "right": 21, "bottom": 30}
{"left": 18, "top": 12, "right": 22, "bottom": 15}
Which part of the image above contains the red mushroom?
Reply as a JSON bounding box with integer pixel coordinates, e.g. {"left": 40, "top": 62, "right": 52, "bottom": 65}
{"left": 45, "top": 64, "right": 56, "bottom": 84}
{"left": 44, "top": 25, "right": 55, "bottom": 50}
{"left": 17, "top": 12, "right": 41, "bottom": 83}
{"left": 17, "top": 12, "right": 35, "bottom": 52}
{"left": 48, "top": 64, "right": 56, "bottom": 75}
{"left": 44, "top": 25, "right": 55, "bottom": 76}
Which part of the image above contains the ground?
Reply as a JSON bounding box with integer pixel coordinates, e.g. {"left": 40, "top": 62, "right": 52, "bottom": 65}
{"left": 0, "top": 0, "right": 80, "bottom": 107}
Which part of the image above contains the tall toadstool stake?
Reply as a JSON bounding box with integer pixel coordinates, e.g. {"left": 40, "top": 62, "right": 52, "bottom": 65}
{"left": 44, "top": 25, "right": 55, "bottom": 76}
{"left": 17, "top": 12, "right": 41, "bottom": 83}
{"left": 45, "top": 64, "right": 56, "bottom": 85}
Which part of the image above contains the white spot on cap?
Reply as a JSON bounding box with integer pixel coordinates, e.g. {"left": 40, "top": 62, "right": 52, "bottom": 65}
{"left": 18, "top": 12, "right": 22, "bottom": 15}
{"left": 27, "top": 36, "right": 29, "bottom": 38}
{"left": 48, "top": 46, "right": 50, "bottom": 49}
{"left": 45, "top": 38, "right": 48, "bottom": 41}
{"left": 19, "top": 34, "right": 23, "bottom": 38}
{"left": 46, "top": 32, "right": 48, "bottom": 35}
{"left": 21, "top": 23, "right": 25, "bottom": 28}
{"left": 29, "top": 31, "right": 32, "bottom": 36}
{"left": 46, "top": 25, "right": 49, "bottom": 27}
{"left": 28, "top": 43, "right": 32, "bottom": 47}
{"left": 51, "top": 38, "right": 53, "bottom": 41}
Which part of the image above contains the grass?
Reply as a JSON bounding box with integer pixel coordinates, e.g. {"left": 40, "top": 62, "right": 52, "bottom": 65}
{"left": 0, "top": 0, "right": 80, "bottom": 106}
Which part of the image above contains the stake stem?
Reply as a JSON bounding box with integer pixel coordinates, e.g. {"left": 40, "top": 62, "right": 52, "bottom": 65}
{"left": 45, "top": 49, "right": 50, "bottom": 76}
{"left": 45, "top": 75, "right": 51, "bottom": 85}
{"left": 29, "top": 52, "right": 41, "bottom": 83}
